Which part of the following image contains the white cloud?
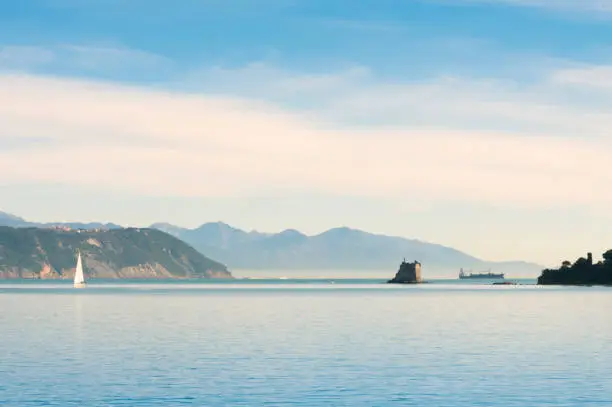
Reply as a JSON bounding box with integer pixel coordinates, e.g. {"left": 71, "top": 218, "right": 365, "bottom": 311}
{"left": 1, "top": 71, "right": 612, "bottom": 211}
{"left": 182, "top": 62, "right": 371, "bottom": 98}
{"left": 550, "top": 65, "right": 612, "bottom": 88}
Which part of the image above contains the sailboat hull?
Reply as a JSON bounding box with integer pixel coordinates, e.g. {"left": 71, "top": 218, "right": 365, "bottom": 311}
{"left": 74, "top": 282, "right": 86, "bottom": 288}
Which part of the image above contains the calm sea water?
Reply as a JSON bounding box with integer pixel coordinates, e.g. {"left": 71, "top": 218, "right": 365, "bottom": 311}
{"left": 1, "top": 279, "right": 611, "bottom": 406}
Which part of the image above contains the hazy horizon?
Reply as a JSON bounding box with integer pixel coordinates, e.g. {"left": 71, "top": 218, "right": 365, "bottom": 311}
{"left": 1, "top": 208, "right": 557, "bottom": 268}
{"left": 0, "top": 204, "right": 603, "bottom": 268}
{"left": 229, "top": 268, "right": 541, "bottom": 280}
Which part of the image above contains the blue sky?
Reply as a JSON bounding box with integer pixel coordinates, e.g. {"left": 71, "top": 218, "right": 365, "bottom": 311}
{"left": 1, "top": 0, "right": 612, "bottom": 265}
{"left": 2, "top": 1, "right": 612, "bottom": 80}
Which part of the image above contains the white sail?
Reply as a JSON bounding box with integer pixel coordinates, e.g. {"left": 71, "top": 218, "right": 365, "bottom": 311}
{"left": 73, "top": 251, "right": 86, "bottom": 288}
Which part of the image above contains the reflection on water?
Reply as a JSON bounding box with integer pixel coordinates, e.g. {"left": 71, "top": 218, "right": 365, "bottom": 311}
{"left": 1, "top": 280, "right": 611, "bottom": 406}
{"left": 73, "top": 294, "right": 84, "bottom": 359}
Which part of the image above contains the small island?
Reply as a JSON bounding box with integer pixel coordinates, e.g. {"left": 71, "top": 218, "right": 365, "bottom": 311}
{"left": 537, "top": 250, "right": 612, "bottom": 286}
{"left": 387, "top": 259, "right": 423, "bottom": 284}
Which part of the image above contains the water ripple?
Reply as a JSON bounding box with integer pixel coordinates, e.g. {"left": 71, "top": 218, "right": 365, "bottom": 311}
{"left": 1, "top": 281, "right": 611, "bottom": 406}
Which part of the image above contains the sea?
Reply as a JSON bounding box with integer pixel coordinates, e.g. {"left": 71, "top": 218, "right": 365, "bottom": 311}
{"left": 1, "top": 278, "right": 611, "bottom": 406}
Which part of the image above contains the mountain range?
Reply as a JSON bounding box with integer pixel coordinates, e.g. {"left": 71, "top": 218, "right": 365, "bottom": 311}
{"left": 0, "top": 211, "right": 122, "bottom": 230}
{"left": 149, "top": 221, "right": 543, "bottom": 275}
{"left": 0, "top": 211, "right": 544, "bottom": 276}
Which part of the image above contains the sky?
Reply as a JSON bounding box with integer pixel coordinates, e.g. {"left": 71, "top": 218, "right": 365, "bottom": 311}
{"left": 1, "top": 0, "right": 612, "bottom": 266}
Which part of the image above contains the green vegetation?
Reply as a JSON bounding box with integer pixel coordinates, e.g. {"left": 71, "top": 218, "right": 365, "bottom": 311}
{"left": 538, "top": 251, "right": 612, "bottom": 285}
{"left": 0, "top": 226, "right": 232, "bottom": 279}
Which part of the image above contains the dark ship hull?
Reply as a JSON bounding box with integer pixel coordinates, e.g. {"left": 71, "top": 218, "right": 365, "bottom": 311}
{"left": 459, "top": 272, "right": 504, "bottom": 279}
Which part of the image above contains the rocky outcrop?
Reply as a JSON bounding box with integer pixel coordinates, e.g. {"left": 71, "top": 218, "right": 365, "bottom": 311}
{"left": 116, "top": 263, "right": 175, "bottom": 279}
{"left": 388, "top": 259, "right": 423, "bottom": 284}
{"left": 39, "top": 263, "right": 61, "bottom": 279}
{"left": 0, "top": 226, "right": 233, "bottom": 280}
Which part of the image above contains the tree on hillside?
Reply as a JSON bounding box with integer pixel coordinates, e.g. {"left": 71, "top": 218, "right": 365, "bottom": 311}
{"left": 572, "top": 257, "right": 590, "bottom": 270}
{"left": 602, "top": 250, "right": 612, "bottom": 266}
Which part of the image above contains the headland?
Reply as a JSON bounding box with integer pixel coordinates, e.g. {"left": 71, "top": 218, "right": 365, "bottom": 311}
{"left": 537, "top": 251, "right": 612, "bottom": 286}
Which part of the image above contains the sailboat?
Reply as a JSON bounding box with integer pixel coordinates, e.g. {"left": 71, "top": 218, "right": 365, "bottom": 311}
{"left": 73, "top": 251, "right": 86, "bottom": 288}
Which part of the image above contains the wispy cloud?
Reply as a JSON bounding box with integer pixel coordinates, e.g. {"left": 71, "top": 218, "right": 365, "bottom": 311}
{"left": 447, "top": 0, "right": 612, "bottom": 14}
{"left": 0, "top": 44, "right": 172, "bottom": 78}
{"left": 550, "top": 65, "right": 612, "bottom": 88}
{"left": 319, "top": 19, "right": 410, "bottom": 32}
{"left": 0, "top": 46, "right": 55, "bottom": 70}
{"left": 43, "top": 0, "right": 296, "bottom": 17}
{"left": 179, "top": 61, "right": 612, "bottom": 138}
{"left": 1, "top": 71, "right": 612, "bottom": 211}
{"left": 59, "top": 45, "right": 171, "bottom": 72}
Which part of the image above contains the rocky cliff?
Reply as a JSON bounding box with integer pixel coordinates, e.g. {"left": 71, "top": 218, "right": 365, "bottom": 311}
{"left": 0, "top": 226, "right": 232, "bottom": 279}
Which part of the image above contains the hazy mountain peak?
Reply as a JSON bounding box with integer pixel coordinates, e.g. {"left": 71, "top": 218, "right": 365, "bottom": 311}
{"left": 278, "top": 228, "right": 306, "bottom": 237}
{"left": 0, "top": 211, "right": 31, "bottom": 227}
{"left": 150, "top": 222, "right": 178, "bottom": 228}
{"left": 0, "top": 211, "right": 24, "bottom": 221}
{"left": 196, "top": 221, "right": 237, "bottom": 231}
{"left": 317, "top": 226, "right": 369, "bottom": 237}
{"left": 149, "top": 222, "right": 183, "bottom": 237}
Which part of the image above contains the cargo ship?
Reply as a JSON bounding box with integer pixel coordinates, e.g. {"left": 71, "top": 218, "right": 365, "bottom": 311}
{"left": 459, "top": 268, "right": 504, "bottom": 279}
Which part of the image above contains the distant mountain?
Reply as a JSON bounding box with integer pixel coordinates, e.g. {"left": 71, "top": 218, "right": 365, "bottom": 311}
{"left": 0, "top": 211, "right": 543, "bottom": 276}
{"left": 0, "top": 211, "right": 27, "bottom": 227}
{"left": 0, "top": 226, "right": 232, "bottom": 280}
{"left": 0, "top": 210, "right": 122, "bottom": 230}
{"left": 151, "top": 222, "right": 544, "bottom": 276}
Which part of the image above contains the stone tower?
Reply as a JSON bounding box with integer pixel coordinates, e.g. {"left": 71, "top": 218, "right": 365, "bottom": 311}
{"left": 414, "top": 261, "right": 422, "bottom": 282}
{"left": 388, "top": 259, "right": 423, "bottom": 284}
